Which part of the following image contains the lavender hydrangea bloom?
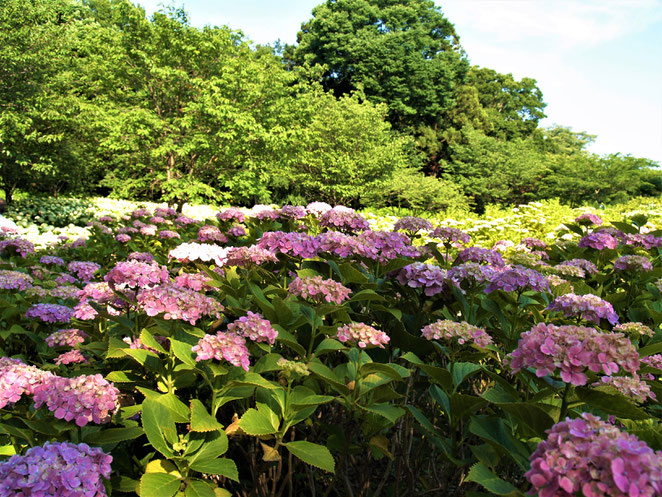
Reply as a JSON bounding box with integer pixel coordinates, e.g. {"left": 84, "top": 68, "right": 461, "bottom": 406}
{"left": 484, "top": 265, "right": 550, "bottom": 294}
{"left": 192, "top": 331, "right": 250, "bottom": 370}
{"left": 227, "top": 311, "right": 278, "bottom": 345}
{"left": 0, "top": 442, "right": 113, "bottom": 497}
{"left": 574, "top": 212, "right": 603, "bottom": 225}
{"left": 393, "top": 216, "right": 433, "bottom": 234}
{"left": 613, "top": 255, "right": 653, "bottom": 272}
{"left": 546, "top": 293, "right": 619, "bottom": 325}
{"left": 279, "top": 205, "right": 307, "bottom": 220}
{"left": 421, "top": 320, "right": 493, "bottom": 348}
{"left": 578, "top": 232, "right": 619, "bottom": 250}
{"left": 25, "top": 303, "right": 74, "bottom": 323}
{"left": 319, "top": 208, "right": 370, "bottom": 233}
{"left": 0, "top": 238, "right": 35, "bottom": 258}
{"left": 67, "top": 261, "right": 101, "bottom": 282}
{"left": 397, "top": 263, "right": 449, "bottom": 296}
{"left": 447, "top": 262, "right": 498, "bottom": 287}
{"left": 457, "top": 247, "right": 505, "bottom": 266}
{"left": 316, "top": 231, "right": 361, "bottom": 258}
{"left": 115, "top": 234, "right": 131, "bottom": 243}
{"left": 39, "top": 255, "right": 65, "bottom": 266}
{"left": 623, "top": 233, "right": 662, "bottom": 249}
{"left": 288, "top": 276, "right": 351, "bottom": 304}
{"left": 355, "top": 231, "right": 424, "bottom": 262}
{"left": 556, "top": 258, "right": 598, "bottom": 278}
{"left": 0, "top": 270, "right": 33, "bottom": 290}
{"left": 258, "top": 231, "right": 320, "bottom": 259}
{"left": 526, "top": 414, "right": 661, "bottom": 497}
{"left": 430, "top": 227, "right": 471, "bottom": 246}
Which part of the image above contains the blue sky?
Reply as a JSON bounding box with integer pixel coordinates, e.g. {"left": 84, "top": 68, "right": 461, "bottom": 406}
{"left": 136, "top": 0, "right": 662, "bottom": 164}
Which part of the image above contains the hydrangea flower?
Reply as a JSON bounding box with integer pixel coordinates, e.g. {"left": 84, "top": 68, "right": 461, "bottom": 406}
{"left": 173, "top": 272, "right": 214, "bottom": 292}
{"left": 25, "top": 303, "right": 74, "bottom": 323}
{"left": 447, "top": 262, "right": 498, "bottom": 287}
{"left": 574, "top": 212, "right": 603, "bottom": 225}
{"left": 642, "top": 354, "right": 662, "bottom": 370}
{"left": 136, "top": 284, "right": 223, "bottom": 325}
{"left": 128, "top": 251, "right": 155, "bottom": 263}
{"left": 115, "top": 233, "right": 131, "bottom": 243}
{"left": 457, "top": 247, "right": 505, "bottom": 266}
{"left": 623, "top": 233, "right": 662, "bottom": 249}
{"left": 32, "top": 374, "right": 120, "bottom": 426}
{"left": 104, "top": 261, "right": 169, "bottom": 290}
{"left": 55, "top": 350, "right": 89, "bottom": 366}
{"left": 520, "top": 237, "right": 548, "bottom": 249}
{"left": 596, "top": 375, "right": 655, "bottom": 403}
{"left": 0, "top": 270, "right": 33, "bottom": 291}
{"left": 154, "top": 206, "right": 177, "bottom": 218}
{"left": 336, "top": 323, "right": 389, "bottom": 348}
{"left": 224, "top": 245, "right": 278, "bottom": 267}
{"left": 279, "top": 205, "right": 307, "bottom": 220}
{"left": 393, "top": 216, "right": 433, "bottom": 234}
{"left": 198, "top": 225, "right": 228, "bottom": 243}
{"left": 578, "top": 232, "right": 619, "bottom": 250}
{"left": 288, "top": 276, "right": 351, "bottom": 305}
{"left": 306, "top": 201, "right": 332, "bottom": 217}
{"left": 0, "top": 238, "right": 35, "bottom": 258}
{"left": 0, "top": 441, "right": 112, "bottom": 497}
{"left": 0, "top": 358, "right": 52, "bottom": 408}
{"left": 558, "top": 258, "right": 598, "bottom": 276}
{"left": 250, "top": 205, "right": 281, "bottom": 221}
{"left": 421, "top": 320, "right": 493, "bottom": 348}
{"left": 55, "top": 273, "right": 78, "bottom": 285}
{"left": 39, "top": 255, "right": 65, "bottom": 266}
{"left": 50, "top": 285, "right": 81, "bottom": 300}
{"left": 227, "top": 311, "right": 278, "bottom": 345}
{"left": 485, "top": 265, "right": 550, "bottom": 294}
{"left": 316, "top": 231, "right": 361, "bottom": 258}
{"left": 526, "top": 413, "right": 661, "bottom": 497}
{"left": 67, "top": 261, "right": 101, "bottom": 282}
{"left": 396, "top": 263, "right": 449, "bottom": 296}
{"left": 123, "top": 335, "right": 168, "bottom": 353}
{"left": 169, "top": 242, "right": 229, "bottom": 266}
{"left": 175, "top": 214, "right": 197, "bottom": 226}
{"left": 429, "top": 227, "right": 471, "bottom": 246}
{"left": 159, "top": 230, "right": 180, "bottom": 239}
{"left": 546, "top": 293, "right": 619, "bottom": 325}
{"left": 192, "top": 331, "right": 250, "bottom": 370}
{"left": 319, "top": 208, "right": 370, "bottom": 233}
{"left": 613, "top": 255, "right": 653, "bottom": 272}
{"left": 613, "top": 322, "right": 654, "bottom": 339}
{"left": 46, "top": 328, "right": 88, "bottom": 348}
{"left": 227, "top": 224, "right": 247, "bottom": 237}
{"left": 508, "top": 323, "right": 639, "bottom": 385}
{"left": 355, "top": 231, "right": 424, "bottom": 262}
{"left": 257, "top": 231, "right": 320, "bottom": 259}
{"left": 492, "top": 239, "right": 515, "bottom": 252}
{"left": 216, "top": 207, "right": 246, "bottom": 223}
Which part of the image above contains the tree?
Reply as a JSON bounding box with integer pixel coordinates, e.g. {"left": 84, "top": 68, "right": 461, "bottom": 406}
{"left": 289, "top": 0, "right": 468, "bottom": 129}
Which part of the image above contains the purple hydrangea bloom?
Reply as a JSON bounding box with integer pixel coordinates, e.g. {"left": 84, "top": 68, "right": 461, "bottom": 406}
{"left": 393, "top": 216, "right": 433, "bottom": 234}
{"left": 556, "top": 258, "right": 598, "bottom": 278}
{"left": 484, "top": 265, "right": 550, "bottom": 294}
{"left": 457, "top": 247, "right": 505, "bottom": 266}
{"left": 39, "top": 255, "right": 65, "bottom": 266}
{"left": 447, "top": 262, "right": 498, "bottom": 287}
{"left": 257, "top": 231, "right": 320, "bottom": 259}
{"left": 429, "top": 227, "right": 471, "bottom": 246}
{"left": 316, "top": 231, "right": 361, "bottom": 258}
{"left": 0, "top": 270, "right": 33, "bottom": 291}
{"left": 613, "top": 255, "right": 653, "bottom": 272}
{"left": 25, "top": 303, "right": 74, "bottom": 323}
{"left": 279, "top": 205, "right": 307, "bottom": 220}
{"left": 546, "top": 293, "right": 619, "bottom": 325}
{"left": 396, "top": 263, "right": 449, "bottom": 296}
{"left": 319, "top": 208, "right": 370, "bottom": 233}
{"left": 578, "top": 232, "right": 619, "bottom": 250}
{"left": 128, "top": 251, "right": 155, "bottom": 263}
{"left": 115, "top": 233, "right": 131, "bottom": 243}
{"left": 0, "top": 238, "right": 35, "bottom": 258}
{"left": 356, "top": 230, "right": 425, "bottom": 262}
{"left": 623, "top": 233, "right": 662, "bottom": 249}
{"left": 67, "top": 261, "right": 101, "bottom": 282}
{"left": 104, "top": 261, "right": 169, "bottom": 290}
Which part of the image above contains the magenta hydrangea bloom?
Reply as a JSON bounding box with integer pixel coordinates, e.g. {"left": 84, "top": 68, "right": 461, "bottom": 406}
{"left": 198, "top": 225, "right": 228, "bottom": 243}
{"left": 39, "top": 255, "right": 65, "bottom": 266}
{"left": 421, "top": 320, "right": 493, "bottom": 348}
{"left": 546, "top": 293, "right": 619, "bottom": 325}
{"left": 288, "top": 276, "right": 351, "bottom": 305}
{"left": 159, "top": 230, "right": 180, "bottom": 239}
{"left": 613, "top": 255, "right": 653, "bottom": 272}
{"left": 67, "top": 261, "right": 101, "bottom": 282}
{"left": 78, "top": 282, "right": 115, "bottom": 303}
{"left": 642, "top": 354, "right": 662, "bottom": 370}
{"left": 216, "top": 207, "right": 246, "bottom": 223}
{"left": 104, "top": 261, "right": 169, "bottom": 290}
{"left": 578, "top": 232, "right": 619, "bottom": 250}
{"left": 485, "top": 265, "right": 550, "bottom": 294}
{"left": 316, "top": 231, "right": 361, "bottom": 258}
{"left": 575, "top": 212, "right": 604, "bottom": 225}
{"left": 397, "top": 263, "right": 449, "bottom": 296}
{"left": 0, "top": 238, "right": 35, "bottom": 258}
{"left": 227, "top": 224, "right": 247, "bottom": 237}
{"left": 224, "top": 245, "right": 278, "bottom": 267}
{"left": 46, "top": 328, "right": 88, "bottom": 348}
{"left": 227, "top": 311, "right": 278, "bottom": 345}
{"left": 336, "top": 323, "right": 389, "bottom": 348}
{"left": 55, "top": 350, "right": 89, "bottom": 366}
{"left": 508, "top": 323, "right": 639, "bottom": 385}
{"left": 457, "top": 247, "right": 505, "bottom": 266}
{"left": 0, "top": 358, "right": 52, "bottom": 408}
{"left": 319, "top": 208, "right": 370, "bottom": 233}
{"left": 25, "top": 303, "right": 74, "bottom": 323}
{"left": 192, "top": 331, "right": 250, "bottom": 370}
{"left": 0, "top": 441, "right": 113, "bottom": 497}
{"left": 393, "top": 216, "right": 433, "bottom": 234}
{"left": 136, "top": 283, "right": 223, "bottom": 325}
{"left": 115, "top": 233, "right": 131, "bottom": 243}
{"left": 0, "top": 270, "right": 33, "bottom": 291}
{"left": 355, "top": 231, "right": 424, "bottom": 262}
{"left": 526, "top": 413, "right": 661, "bottom": 497}
{"left": 173, "top": 272, "right": 214, "bottom": 292}
{"left": 250, "top": 205, "right": 281, "bottom": 221}
{"left": 430, "top": 227, "right": 471, "bottom": 246}
{"left": 169, "top": 242, "right": 229, "bottom": 265}
{"left": 279, "top": 205, "right": 307, "bottom": 220}
{"left": 32, "top": 374, "right": 119, "bottom": 426}
{"left": 623, "top": 233, "right": 662, "bottom": 249}
{"left": 128, "top": 251, "right": 155, "bottom": 263}
{"left": 257, "top": 231, "right": 320, "bottom": 259}
{"left": 596, "top": 375, "right": 656, "bottom": 403}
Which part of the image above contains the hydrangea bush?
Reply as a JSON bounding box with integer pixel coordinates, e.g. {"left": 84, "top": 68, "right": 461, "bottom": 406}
{"left": 0, "top": 201, "right": 660, "bottom": 496}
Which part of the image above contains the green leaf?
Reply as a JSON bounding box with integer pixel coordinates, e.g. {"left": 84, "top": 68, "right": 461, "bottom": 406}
{"left": 139, "top": 473, "right": 181, "bottom": 497}
{"left": 138, "top": 389, "right": 190, "bottom": 423}
{"left": 170, "top": 339, "right": 197, "bottom": 368}
{"left": 188, "top": 432, "right": 229, "bottom": 464}
{"left": 275, "top": 327, "right": 306, "bottom": 356}
{"left": 140, "top": 328, "right": 167, "bottom": 354}
{"left": 83, "top": 426, "right": 144, "bottom": 445}
{"left": 284, "top": 441, "right": 335, "bottom": 473}
{"left": 465, "top": 463, "right": 523, "bottom": 496}
{"left": 576, "top": 387, "right": 649, "bottom": 420}
{"left": 451, "top": 362, "right": 482, "bottom": 389}
{"left": 469, "top": 416, "right": 530, "bottom": 470}
{"left": 291, "top": 394, "right": 336, "bottom": 407}
{"left": 361, "top": 403, "right": 406, "bottom": 424}
{"left": 238, "top": 408, "right": 279, "bottom": 436}
{"left": 360, "top": 362, "right": 405, "bottom": 381}
{"left": 184, "top": 480, "right": 215, "bottom": 497}
{"left": 141, "top": 399, "right": 176, "bottom": 457}
{"left": 349, "top": 289, "right": 385, "bottom": 302}
{"left": 314, "top": 338, "right": 346, "bottom": 356}
{"left": 189, "top": 458, "right": 239, "bottom": 481}
{"left": 190, "top": 400, "right": 223, "bottom": 432}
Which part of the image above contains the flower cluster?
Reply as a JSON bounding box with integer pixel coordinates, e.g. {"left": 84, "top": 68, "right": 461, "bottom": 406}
{"left": 51, "top": 285, "right": 81, "bottom": 300}
{"left": 575, "top": 212, "right": 603, "bottom": 225}
{"left": 25, "top": 303, "right": 74, "bottom": 323}
{"left": 355, "top": 231, "right": 424, "bottom": 262}
{"left": 546, "top": 293, "right": 619, "bottom": 325}
{"left": 159, "top": 229, "right": 180, "bottom": 239}
{"left": 596, "top": 375, "right": 656, "bottom": 403}
{"left": 169, "top": 242, "right": 229, "bottom": 265}
{"left": 192, "top": 332, "right": 250, "bottom": 370}
{"left": 393, "top": 216, "right": 433, "bottom": 233}
{"left": 46, "top": 328, "right": 88, "bottom": 348}
{"left": 578, "top": 232, "right": 619, "bottom": 250}
{"left": 227, "top": 311, "right": 278, "bottom": 345}
{"left": 306, "top": 201, "right": 332, "bottom": 217}
{"left": 484, "top": 265, "right": 550, "bottom": 294}
{"left": 520, "top": 237, "right": 548, "bottom": 249}
{"left": 137, "top": 284, "right": 223, "bottom": 325}
{"left": 279, "top": 205, "right": 307, "bottom": 220}
{"left": 0, "top": 238, "right": 35, "bottom": 258}
{"left": 319, "top": 208, "right": 370, "bottom": 233}
{"left": 316, "top": 231, "right": 360, "bottom": 258}
{"left": 216, "top": 207, "right": 246, "bottom": 223}
{"left": 227, "top": 224, "right": 247, "bottom": 237}
{"left": 555, "top": 258, "right": 598, "bottom": 278}
{"left": 0, "top": 270, "right": 33, "bottom": 291}
{"left": 115, "top": 233, "right": 131, "bottom": 243}
{"left": 336, "top": 323, "right": 390, "bottom": 348}
{"left": 421, "top": 320, "right": 493, "bottom": 348}
{"left": 642, "top": 354, "right": 662, "bottom": 370}
{"left": 198, "top": 225, "right": 228, "bottom": 243}
{"left": 396, "top": 263, "right": 449, "bottom": 296}
{"left": 430, "top": 227, "right": 471, "bottom": 246}
{"left": 613, "top": 322, "right": 654, "bottom": 339}
{"left": 104, "top": 261, "right": 169, "bottom": 290}
{"left": 447, "top": 262, "right": 498, "bottom": 287}
{"left": 0, "top": 358, "right": 52, "bottom": 408}
{"left": 67, "top": 261, "right": 101, "bottom": 282}
{"left": 40, "top": 255, "right": 65, "bottom": 266}
{"left": 0, "top": 442, "right": 113, "bottom": 497}
{"left": 32, "top": 374, "right": 119, "bottom": 426}
{"left": 623, "top": 233, "right": 662, "bottom": 249}
{"left": 250, "top": 205, "right": 281, "bottom": 221}
{"left": 128, "top": 251, "right": 155, "bottom": 263}
{"left": 613, "top": 255, "right": 653, "bottom": 272}
{"left": 288, "top": 276, "right": 351, "bottom": 305}
{"left": 258, "top": 231, "right": 320, "bottom": 259}
{"left": 173, "top": 272, "right": 214, "bottom": 292}
{"left": 123, "top": 335, "right": 167, "bottom": 353}
{"left": 509, "top": 323, "right": 639, "bottom": 385}
{"left": 55, "top": 350, "right": 89, "bottom": 366}
{"left": 224, "top": 245, "right": 278, "bottom": 267}
{"left": 457, "top": 247, "right": 505, "bottom": 266}
{"left": 526, "top": 413, "right": 661, "bottom": 497}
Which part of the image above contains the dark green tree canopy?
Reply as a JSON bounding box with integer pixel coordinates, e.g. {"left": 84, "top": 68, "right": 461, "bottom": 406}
{"left": 290, "top": 0, "right": 468, "bottom": 128}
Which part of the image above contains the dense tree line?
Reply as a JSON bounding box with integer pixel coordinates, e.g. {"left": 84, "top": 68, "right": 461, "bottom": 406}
{"left": 1, "top": 0, "right": 659, "bottom": 211}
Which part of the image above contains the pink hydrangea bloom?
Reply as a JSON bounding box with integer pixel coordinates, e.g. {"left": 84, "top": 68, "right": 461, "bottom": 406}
{"left": 158, "top": 230, "right": 180, "bottom": 239}
{"left": 613, "top": 255, "right": 653, "bottom": 272}
{"left": 355, "top": 231, "right": 424, "bottom": 262}
{"left": 227, "top": 311, "right": 278, "bottom": 345}
{"left": 508, "top": 323, "right": 640, "bottom": 385}
{"left": 216, "top": 207, "right": 246, "bottom": 223}
{"left": 224, "top": 245, "right": 278, "bottom": 267}
{"left": 55, "top": 350, "right": 89, "bottom": 366}
{"left": 397, "top": 263, "right": 449, "bottom": 296}
{"left": 447, "top": 262, "right": 498, "bottom": 287}
{"left": 104, "top": 261, "right": 169, "bottom": 290}
{"left": 623, "top": 233, "right": 662, "bottom": 249}
{"left": 316, "top": 231, "right": 361, "bottom": 258}
{"left": 0, "top": 358, "right": 52, "bottom": 408}
{"left": 430, "top": 227, "right": 471, "bottom": 246}
{"left": 575, "top": 212, "right": 603, "bottom": 225}
{"left": 336, "top": 322, "right": 389, "bottom": 348}
{"left": 642, "top": 354, "right": 662, "bottom": 370}
{"left": 67, "top": 261, "right": 101, "bottom": 282}
{"left": 46, "top": 329, "right": 88, "bottom": 348}
{"left": 115, "top": 234, "right": 131, "bottom": 243}
{"left": 136, "top": 284, "right": 223, "bottom": 325}
{"left": 250, "top": 205, "right": 281, "bottom": 221}
{"left": 596, "top": 375, "right": 656, "bottom": 403}
{"left": 485, "top": 265, "right": 550, "bottom": 294}
{"left": 279, "top": 205, "right": 307, "bottom": 220}
{"left": 192, "top": 332, "right": 250, "bottom": 370}
{"left": 319, "top": 208, "right": 370, "bottom": 233}
{"left": 421, "top": 320, "right": 493, "bottom": 348}
{"left": 198, "top": 225, "right": 228, "bottom": 243}
{"left": 128, "top": 251, "right": 155, "bottom": 263}
{"left": 546, "top": 293, "right": 619, "bottom": 325}
{"left": 578, "top": 232, "right": 619, "bottom": 250}
{"left": 526, "top": 413, "right": 661, "bottom": 497}
{"left": 288, "top": 276, "right": 351, "bottom": 305}
{"left": 613, "top": 322, "right": 654, "bottom": 339}
{"left": 173, "top": 272, "right": 215, "bottom": 292}
{"left": 227, "top": 224, "right": 247, "bottom": 237}
{"left": 257, "top": 231, "right": 320, "bottom": 259}
{"left": 32, "top": 374, "right": 119, "bottom": 426}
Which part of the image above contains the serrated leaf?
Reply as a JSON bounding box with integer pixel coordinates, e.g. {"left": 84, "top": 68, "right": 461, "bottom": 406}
{"left": 576, "top": 387, "right": 649, "bottom": 420}
{"left": 139, "top": 473, "right": 181, "bottom": 497}
{"left": 140, "top": 328, "right": 167, "bottom": 353}
{"left": 360, "top": 362, "right": 404, "bottom": 381}
{"left": 190, "top": 400, "right": 223, "bottom": 432}
{"left": 314, "top": 338, "right": 346, "bottom": 356}
{"left": 189, "top": 458, "right": 238, "bottom": 481}
{"left": 170, "top": 339, "right": 197, "bottom": 368}
{"left": 238, "top": 408, "right": 279, "bottom": 435}
{"left": 285, "top": 441, "right": 335, "bottom": 473}
{"left": 465, "top": 462, "right": 523, "bottom": 496}
{"left": 184, "top": 480, "right": 215, "bottom": 497}
{"left": 83, "top": 426, "right": 144, "bottom": 445}
{"left": 361, "top": 403, "right": 405, "bottom": 424}
{"left": 141, "top": 399, "right": 175, "bottom": 457}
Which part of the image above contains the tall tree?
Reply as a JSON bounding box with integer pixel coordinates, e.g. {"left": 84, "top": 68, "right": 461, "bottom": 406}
{"left": 289, "top": 0, "right": 468, "bottom": 129}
